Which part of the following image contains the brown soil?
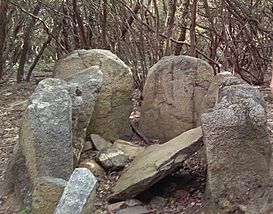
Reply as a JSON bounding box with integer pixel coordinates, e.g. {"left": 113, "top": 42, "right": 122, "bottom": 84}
{"left": 0, "top": 77, "right": 273, "bottom": 214}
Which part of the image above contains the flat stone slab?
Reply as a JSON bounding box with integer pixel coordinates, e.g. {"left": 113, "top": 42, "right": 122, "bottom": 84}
{"left": 109, "top": 127, "right": 203, "bottom": 202}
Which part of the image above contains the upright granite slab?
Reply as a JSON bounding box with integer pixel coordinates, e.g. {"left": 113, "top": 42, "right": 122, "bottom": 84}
{"left": 20, "top": 78, "right": 74, "bottom": 182}
{"left": 54, "top": 49, "right": 133, "bottom": 141}
{"left": 65, "top": 67, "right": 103, "bottom": 164}
{"left": 2, "top": 79, "right": 76, "bottom": 205}
{"left": 201, "top": 73, "right": 272, "bottom": 213}
{"left": 139, "top": 56, "right": 213, "bottom": 142}
{"left": 55, "top": 168, "right": 97, "bottom": 214}
{"left": 109, "top": 127, "right": 203, "bottom": 202}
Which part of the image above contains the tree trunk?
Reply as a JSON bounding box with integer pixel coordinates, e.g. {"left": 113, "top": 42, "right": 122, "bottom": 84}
{"left": 190, "top": 0, "right": 198, "bottom": 57}
{"left": 26, "top": 36, "right": 52, "bottom": 81}
{"left": 17, "top": 3, "right": 41, "bottom": 83}
{"left": 72, "top": 0, "right": 89, "bottom": 49}
{"left": 174, "top": 0, "right": 190, "bottom": 55}
{"left": 0, "top": 0, "right": 8, "bottom": 79}
{"left": 164, "top": 0, "right": 177, "bottom": 56}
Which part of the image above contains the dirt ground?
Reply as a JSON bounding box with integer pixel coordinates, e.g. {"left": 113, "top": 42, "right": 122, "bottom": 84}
{"left": 1, "top": 77, "right": 273, "bottom": 214}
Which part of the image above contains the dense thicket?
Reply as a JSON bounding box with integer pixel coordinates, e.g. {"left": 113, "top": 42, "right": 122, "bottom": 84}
{"left": 0, "top": 0, "right": 272, "bottom": 87}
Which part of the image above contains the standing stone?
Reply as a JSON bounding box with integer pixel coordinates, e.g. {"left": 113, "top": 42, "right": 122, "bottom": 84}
{"left": 139, "top": 56, "right": 213, "bottom": 142}
{"left": 20, "top": 78, "right": 74, "bottom": 183}
{"left": 32, "top": 177, "right": 67, "bottom": 214}
{"left": 65, "top": 67, "right": 103, "bottom": 164}
{"left": 54, "top": 49, "right": 133, "bottom": 141}
{"left": 54, "top": 168, "right": 97, "bottom": 214}
{"left": 201, "top": 74, "right": 272, "bottom": 213}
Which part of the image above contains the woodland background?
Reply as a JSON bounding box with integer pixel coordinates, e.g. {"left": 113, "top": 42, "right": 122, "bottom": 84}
{"left": 0, "top": 0, "right": 273, "bottom": 88}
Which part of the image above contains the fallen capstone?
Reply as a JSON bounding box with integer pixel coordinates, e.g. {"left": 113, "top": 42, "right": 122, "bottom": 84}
{"left": 96, "top": 146, "right": 129, "bottom": 171}
{"left": 113, "top": 139, "right": 145, "bottom": 157}
{"left": 54, "top": 49, "right": 133, "bottom": 141}
{"left": 109, "top": 127, "right": 203, "bottom": 202}
{"left": 32, "top": 176, "right": 67, "bottom": 214}
{"left": 54, "top": 168, "right": 97, "bottom": 214}
{"left": 139, "top": 56, "right": 213, "bottom": 142}
{"left": 65, "top": 67, "right": 103, "bottom": 164}
{"left": 201, "top": 73, "right": 272, "bottom": 213}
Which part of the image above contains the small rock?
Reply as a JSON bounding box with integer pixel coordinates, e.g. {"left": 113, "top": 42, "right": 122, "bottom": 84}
{"left": 107, "top": 199, "right": 143, "bottom": 214}
{"left": 82, "top": 141, "right": 93, "bottom": 152}
{"left": 149, "top": 196, "right": 166, "bottom": 209}
{"left": 32, "top": 176, "right": 67, "bottom": 214}
{"left": 116, "top": 206, "right": 149, "bottom": 214}
{"left": 91, "top": 134, "right": 112, "bottom": 151}
{"left": 107, "top": 202, "right": 127, "bottom": 213}
{"left": 79, "top": 159, "right": 105, "bottom": 176}
{"left": 113, "top": 139, "right": 145, "bottom": 157}
{"left": 96, "top": 146, "right": 129, "bottom": 171}
{"left": 54, "top": 168, "right": 97, "bottom": 214}
{"left": 125, "top": 199, "right": 143, "bottom": 207}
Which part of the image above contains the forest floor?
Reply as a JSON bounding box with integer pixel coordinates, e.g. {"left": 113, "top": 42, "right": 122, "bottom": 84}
{"left": 0, "top": 76, "right": 273, "bottom": 214}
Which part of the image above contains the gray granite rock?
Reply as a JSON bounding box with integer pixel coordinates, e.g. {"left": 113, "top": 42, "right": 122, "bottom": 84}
{"left": 96, "top": 146, "right": 129, "bottom": 171}
{"left": 65, "top": 67, "right": 103, "bottom": 164}
{"left": 55, "top": 168, "right": 97, "bottom": 214}
{"left": 20, "top": 78, "right": 74, "bottom": 183}
{"left": 201, "top": 73, "right": 272, "bottom": 213}
{"left": 2, "top": 78, "right": 76, "bottom": 206}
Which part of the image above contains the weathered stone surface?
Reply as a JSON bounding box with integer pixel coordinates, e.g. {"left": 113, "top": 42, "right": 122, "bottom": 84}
{"left": 201, "top": 71, "right": 246, "bottom": 111}
{"left": 20, "top": 79, "right": 74, "bottom": 182}
{"left": 113, "top": 139, "right": 145, "bottom": 157}
{"left": 82, "top": 141, "right": 93, "bottom": 153}
{"left": 116, "top": 206, "right": 149, "bottom": 214}
{"left": 32, "top": 177, "right": 67, "bottom": 214}
{"left": 65, "top": 67, "right": 103, "bottom": 164}
{"left": 139, "top": 56, "right": 213, "bottom": 142}
{"left": 79, "top": 159, "right": 105, "bottom": 177}
{"left": 107, "top": 199, "right": 143, "bottom": 214}
{"left": 91, "top": 134, "right": 112, "bottom": 151}
{"left": 96, "top": 146, "right": 129, "bottom": 171}
{"left": 54, "top": 49, "right": 133, "bottom": 141}
{"left": 1, "top": 144, "right": 32, "bottom": 206}
{"left": 55, "top": 168, "right": 97, "bottom": 214}
{"left": 109, "top": 127, "right": 203, "bottom": 202}
{"left": 201, "top": 73, "right": 272, "bottom": 213}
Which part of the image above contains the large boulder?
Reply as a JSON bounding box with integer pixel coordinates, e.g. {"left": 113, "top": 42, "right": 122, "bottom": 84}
{"left": 201, "top": 73, "right": 272, "bottom": 213}
{"left": 54, "top": 168, "right": 97, "bottom": 214}
{"left": 139, "top": 56, "right": 213, "bottom": 142}
{"left": 65, "top": 67, "right": 103, "bottom": 164}
{"left": 54, "top": 49, "right": 133, "bottom": 141}
{"left": 109, "top": 127, "right": 203, "bottom": 202}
